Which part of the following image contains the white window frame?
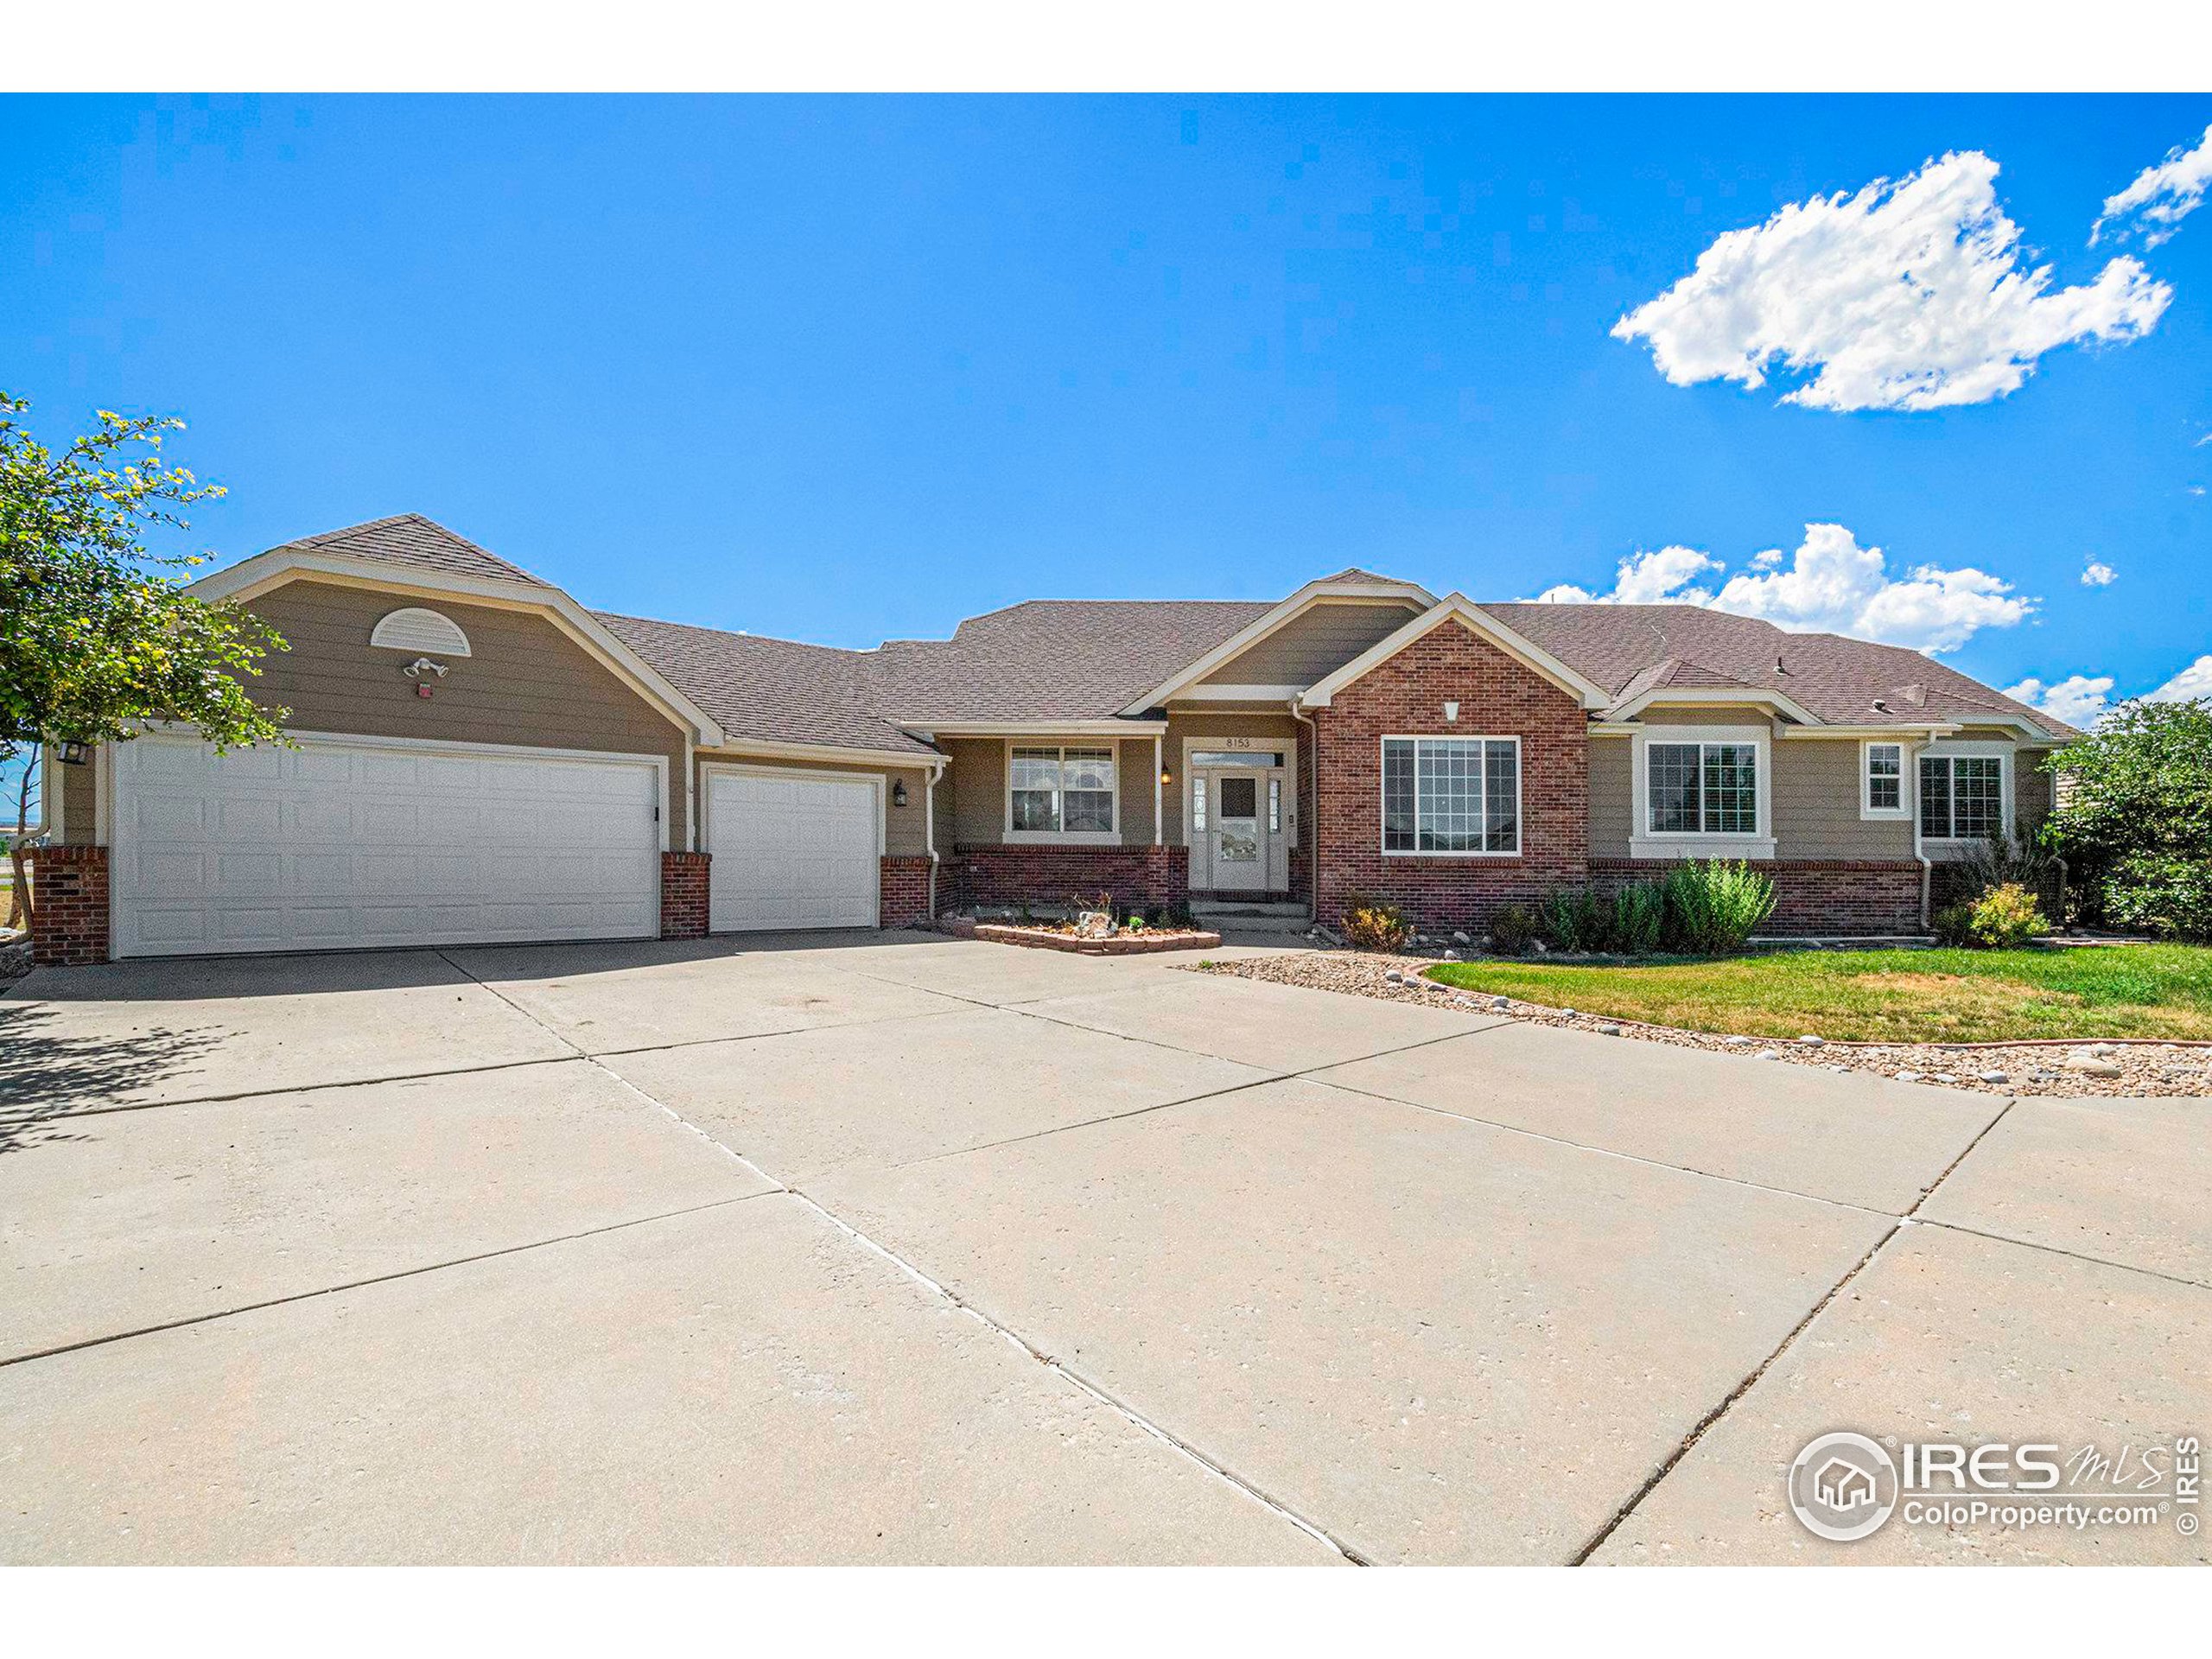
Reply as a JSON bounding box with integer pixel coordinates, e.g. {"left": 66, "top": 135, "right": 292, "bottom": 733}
{"left": 1917, "top": 741, "right": 2012, "bottom": 849}
{"left": 1630, "top": 724, "right": 1775, "bottom": 860}
{"left": 1379, "top": 734, "right": 1522, "bottom": 859}
{"left": 1860, "top": 739, "right": 1910, "bottom": 821}
{"left": 1004, "top": 741, "right": 1120, "bottom": 846}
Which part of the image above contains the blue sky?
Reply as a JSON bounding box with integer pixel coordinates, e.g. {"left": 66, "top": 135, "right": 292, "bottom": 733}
{"left": 6, "top": 93, "right": 2210, "bottom": 728}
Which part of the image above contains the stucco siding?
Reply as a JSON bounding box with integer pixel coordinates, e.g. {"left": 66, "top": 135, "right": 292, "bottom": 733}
{"left": 236, "top": 578, "right": 695, "bottom": 845}
{"left": 1198, "top": 600, "right": 1421, "bottom": 688}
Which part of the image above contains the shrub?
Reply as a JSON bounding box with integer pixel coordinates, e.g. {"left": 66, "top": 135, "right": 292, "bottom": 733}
{"left": 2044, "top": 697, "right": 2212, "bottom": 940}
{"left": 1609, "top": 880, "right": 1667, "bottom": 956}
{"left": 1536, "top": 887, "right": 1610, "bottom": 953}
{"left": 1339, "top": 896, "right": 1414, "bottom": 953}
{"left": 1659, "top": 860, "right": 1777, "bottom": 955}
{"left": 1931, "top": 902, "right": 1976, "bottom": 947}
{"left": 1968, "top": 882, "right": 2050, "bottom": 949}
{"left": 1488, "top": 903, "right": 1539, "bottom": 956}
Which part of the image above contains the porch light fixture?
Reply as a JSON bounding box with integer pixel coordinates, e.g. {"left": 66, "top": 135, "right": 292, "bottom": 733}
{"left": 892, "top": 779, "right": 908, "bottom": 807}
{"left": 1443, "top": 701, "right": 1459, "bottom": 724}
{"left": 1159, "top": 766, "right": 1173, "bottom": 785}
{"left": 57, "top": 740, "right": 90, "bottom": 766}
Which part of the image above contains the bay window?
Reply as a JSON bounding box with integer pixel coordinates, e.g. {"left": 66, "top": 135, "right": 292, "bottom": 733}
{"left": 1382, "top": 736, "right": 1520, "bottom": 855}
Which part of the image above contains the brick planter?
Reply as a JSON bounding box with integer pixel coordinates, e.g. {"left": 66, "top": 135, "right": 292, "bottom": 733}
{"left": 26, "top": 845, "right": 111, "bottom": 966}
{"left": 941, "top": 916, "right": 1222, "bottom": 956}
{"left": 880, "top": 855, "right": 932, "bottom": 928}
{"left": 659, "top": 851, "right": 710, "bottom": 939}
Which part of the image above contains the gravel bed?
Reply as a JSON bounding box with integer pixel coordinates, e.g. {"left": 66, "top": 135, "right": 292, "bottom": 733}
{"left": 1187, "top": 950, "right": 2212, "bottom": 1099}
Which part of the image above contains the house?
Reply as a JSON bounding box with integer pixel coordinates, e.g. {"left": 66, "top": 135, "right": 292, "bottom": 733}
{"left": 27, "top": 514, "right": 2072, "bottom": 964}
{"left": 1813, "top": 1457, "right": 1880, "bottom": 1513}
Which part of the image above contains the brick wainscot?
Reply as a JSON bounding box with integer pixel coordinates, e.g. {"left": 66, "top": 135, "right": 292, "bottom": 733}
{"left": 26, "top": 844, "right": 111, "bottom": 966}
{"left": 950, "top": 843, "right": 1189, "bottom": 913}
{"left": 658, "top": 850, "right": 710, "bottom": 939}
{"left": 880, "top": 855, "right": 933, "bottom": 927}
{"left": 1592, "top": 857, "right": 1925, "bottom": 937}
{"left": 1311, "top": 621, "right": 1590, "bottom": 934}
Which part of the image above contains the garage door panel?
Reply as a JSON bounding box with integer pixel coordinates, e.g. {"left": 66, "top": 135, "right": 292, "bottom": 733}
{"left": 112, "top": 735, "right": 662, "bottom": 957}
{"left": 708, "top": 769, "right": 880, "bottom": 932}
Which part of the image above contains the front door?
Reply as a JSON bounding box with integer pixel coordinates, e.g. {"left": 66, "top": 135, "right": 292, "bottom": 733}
{"left": 1198, "top": 768, "right": 1269, "bottom": 893}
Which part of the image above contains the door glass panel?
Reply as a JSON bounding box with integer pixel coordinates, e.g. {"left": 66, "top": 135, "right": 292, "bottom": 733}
{"left": 1218, "top": 776, "right": 1258, "bottom": 818}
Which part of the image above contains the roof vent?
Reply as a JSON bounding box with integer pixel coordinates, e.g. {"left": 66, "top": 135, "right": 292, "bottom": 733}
{"left": 1872, "top": 698, "right": 1889, "bottom": 713}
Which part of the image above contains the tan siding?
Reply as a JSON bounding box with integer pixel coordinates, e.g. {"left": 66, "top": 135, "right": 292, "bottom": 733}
{"left": 2014, "top": 747, "right": 2056, "bottom": 842}
{"left": 1198, "top": 600, "right": 1421, "bottom": 688}
{"left": 939, "top": 735, "right": 1155, "bottom": 846}
{"left": 238, "top": 579, "right": 694, "bottom": 844}
{"left": 1160, "top": 709, "right": 1301, "bottom": 844}
{"left": 1589, "top": 734, "right": 1631, "bottom": 856}
{"left": 695, "top": 752, "right": 931, "bottom": 855}
{"left": 1773, "top": 741, "right": 1915, "bottom": 859}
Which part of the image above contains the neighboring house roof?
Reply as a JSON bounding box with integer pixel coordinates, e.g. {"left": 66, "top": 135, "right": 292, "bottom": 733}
{"left": 1485, "top": 603, "right": 2075, "bottom": 740}
{"left": 592, "top": 613, "right": 939, "bottom": 759}
{"left": 261, "top": 513, "right": 552, "bottom": 589}
{"left": 879, "top": 599, "right": 1273, "bottom": 721}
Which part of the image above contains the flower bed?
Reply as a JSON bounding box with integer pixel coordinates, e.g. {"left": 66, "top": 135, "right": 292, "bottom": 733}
{"left": 938, "top": 915, "right": 1222, "bottom": 956}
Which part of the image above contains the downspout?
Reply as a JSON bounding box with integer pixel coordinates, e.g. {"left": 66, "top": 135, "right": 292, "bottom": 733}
{"left": 1910, "top": 736, "right": 1934, "bottom": 932}
{"left": 1153, "top": 734, "right": 1163, "bottom": 847}
{"left": 1292, "top": 699, "right": 1319, "bottom": 924}
{"left": 925, "top": 757, "right": 946, "bottom": 919}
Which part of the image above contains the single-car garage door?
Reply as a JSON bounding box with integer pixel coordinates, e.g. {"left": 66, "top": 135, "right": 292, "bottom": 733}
{"left": 706, "top": 766, "right": 880, "bottom": 931}
{"left": 111, "top": 732, "right": 663, "bottom": 957}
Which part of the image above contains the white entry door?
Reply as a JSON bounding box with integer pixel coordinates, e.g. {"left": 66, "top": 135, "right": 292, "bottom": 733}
{"left": 706, "top": 767, "right": 880, "bottom": 931}
{"left": 1193, "top": 767, "right": 1272, "bottom": 893}
{"left": 111, "top": 732, "right": 663, "bottom": 957}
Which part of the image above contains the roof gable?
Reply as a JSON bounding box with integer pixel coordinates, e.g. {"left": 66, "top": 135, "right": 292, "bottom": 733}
{"left": 1298, "top": 597, "right": 1614, "bottom": 711}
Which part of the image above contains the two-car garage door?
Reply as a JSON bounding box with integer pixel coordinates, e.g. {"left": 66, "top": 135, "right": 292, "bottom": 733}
{"left": 111, "top": 733, "right": 663, "bottom": 957}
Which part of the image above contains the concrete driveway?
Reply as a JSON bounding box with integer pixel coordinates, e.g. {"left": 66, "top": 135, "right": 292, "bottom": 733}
{"left": 3, "top": 934, "right": 2205, "bottom": 1565}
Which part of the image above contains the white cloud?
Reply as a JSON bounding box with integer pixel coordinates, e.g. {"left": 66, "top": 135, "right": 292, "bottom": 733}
{"left": 2092, "top": 124, "right": 2212, "bottom": 248}
{"left": 1529, "top": 523, "right": 2034, "bottom": 654}
{"left": 2005, "top": 673, "right": 2115, "bottom": 728}
{"left": 2152, "top": 654, "right": 2212, "bottom": 702}
{"left": 1533, "top": 544, "right": 1722, "bottom": 606}
{"left": 1613, "top": 152, "right": 2171, "bottom": 412}
{"left": 2081, "top": 559, "right": 2118, "bottom": 587}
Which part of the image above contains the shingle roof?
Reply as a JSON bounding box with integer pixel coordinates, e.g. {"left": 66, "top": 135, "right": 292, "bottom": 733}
{"left": 265, "top": 513, "right": 550, "bottom": 588}
{"left": 874, "top": 599, "right": 1273, "bottom": 721}
{"left": 1485, "top": 603, "right": 2073, "bottom": 739}
{"left": 592, "top": 613, "right": 938, "bottom": 757}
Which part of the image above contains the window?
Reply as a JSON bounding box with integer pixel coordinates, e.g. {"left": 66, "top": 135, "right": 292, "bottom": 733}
{"left": 1382, "top": 737, "right": 1519, "bottom": 855}
{"left": 1192, "top": 776, "right": 1206, "bottom": 832}
{"left": 1647, "top": 741, "right": 1758, "bottom": 836}
{"left": 1920, "top": 753, "right": 2005, "bottom": 840}
{"left": 1008, "top": 746, "right": 1116, "bottom": 836}
{"left": 1268, "top": 776, "right": 1281, "bottom": 833}
{"left": 1864, "top": 742, "right": 1904, "bottom": 815}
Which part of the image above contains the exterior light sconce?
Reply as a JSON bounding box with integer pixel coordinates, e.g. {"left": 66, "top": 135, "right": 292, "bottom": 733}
{"left": 1160, "top": 766, "right": 1173, "bottom": 785}
{"left": 1443, "top": 701, "right": 1459, "bottom": 724}
{"left": 57, "top": 740, "right": 90, "bottom": 766}
{"left": 892, "top": 779, "right": 908, "bottom": 808}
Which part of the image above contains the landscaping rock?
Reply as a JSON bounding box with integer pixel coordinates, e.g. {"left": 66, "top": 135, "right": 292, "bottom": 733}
{"left": 1796, "top": 1034, "right": 1825, "bottom": 1046}
{"left": 1724, "top": 1035, "right": 1751, "bottom": 1047}
{"left": 1490, "top": 996, "right": 1511, "bottom": 1010}
{"left": 1896, "top": 1070, "right": 1922, "bottom": 1082}
{"left": 1597, "top": 1024, "right": 1623, "bottom": 1037}
{"left": 1978, "top": 1071, "right": 2010, "bottom": 1084}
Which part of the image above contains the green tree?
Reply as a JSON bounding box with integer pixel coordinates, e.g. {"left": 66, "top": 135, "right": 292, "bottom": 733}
{"left": 2042, "top": 697, "right": 2212, "bottom": 941}
{"left": 1, "top": 394, "right": 288, "bottom": 927}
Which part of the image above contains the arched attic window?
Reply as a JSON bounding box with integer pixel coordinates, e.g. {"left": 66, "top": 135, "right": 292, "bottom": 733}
{"left": 369, "top": 607, "right": 472, "bottom": 657}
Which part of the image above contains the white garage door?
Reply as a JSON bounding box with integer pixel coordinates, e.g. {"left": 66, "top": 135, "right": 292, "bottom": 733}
{"left": 112, "top": 733, "right": 663, "bottom": 957}
{"left": 707, "top": 767, "right": 880, "bottom": 931}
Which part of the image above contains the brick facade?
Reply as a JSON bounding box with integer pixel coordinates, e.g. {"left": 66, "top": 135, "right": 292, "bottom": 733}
{"left": 950, "top": 842, "right": 1189, "bottom": 913}
{"left": 1312, "top": 621, "right": 1590, "bottom": 934}
{"left": 658, "top": 851, "right": 710, "bottom": 939}
{"left": 880, "top": 855, "right": 933, "bottom": 928}
{"left": 1592, "top": 857, "right": 1925, "bottom": 937}
{"left": 26, "top": 844, "right": 111, "bottom": 966}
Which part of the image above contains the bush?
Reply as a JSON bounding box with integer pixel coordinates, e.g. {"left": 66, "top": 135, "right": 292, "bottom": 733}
{"left": 1967, "top": 882, "right": 2050, "bottom": 949}
{"left": 1610, "top": 880, "right": 1666, "bottom": 955}
{"left": 1338, "top": 896, "right": 1414, "bottom": 953}
{"left": 1931, "top": 902, "right": 1976, "bottom": 947}
{"left": 1536, "top": 887, "right": 1610, "bottom": 953}
{"left": 1660, "top": 860, "right": 1777, "bottom": 955}
{"left": 2044, "top": 697, "right": 2212, "bottom": 940}
{"left": 1489, "top": 903, "right": 1539, "bottom": 956}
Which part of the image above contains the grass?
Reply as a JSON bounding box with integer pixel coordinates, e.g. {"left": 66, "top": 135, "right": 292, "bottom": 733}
{"left": 1425, "top": 944, "right": 2212, "bottom": 1045}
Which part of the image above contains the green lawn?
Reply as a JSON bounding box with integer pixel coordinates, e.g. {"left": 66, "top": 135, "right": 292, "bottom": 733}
{"left": 1425, "top": 944, "right": 2212, "bottom": 1044}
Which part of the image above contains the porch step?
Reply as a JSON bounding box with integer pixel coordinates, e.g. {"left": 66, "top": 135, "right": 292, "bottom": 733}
{"left": 1189, "top": 900, "right": 1308, "bottom": 918}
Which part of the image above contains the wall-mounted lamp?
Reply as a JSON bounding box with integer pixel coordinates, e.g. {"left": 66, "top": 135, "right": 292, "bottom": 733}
{"left": 891, "top": 779, "right": 908, "bottom": 807}
{"left": 1442, "top": 701, "right": 1459, "bottom": 724}
{"left": 1160, "top": 767, "right": 1173, "bottom": 785}
{"left": 57, "top": 740, "right": 90, "bottom": 766}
